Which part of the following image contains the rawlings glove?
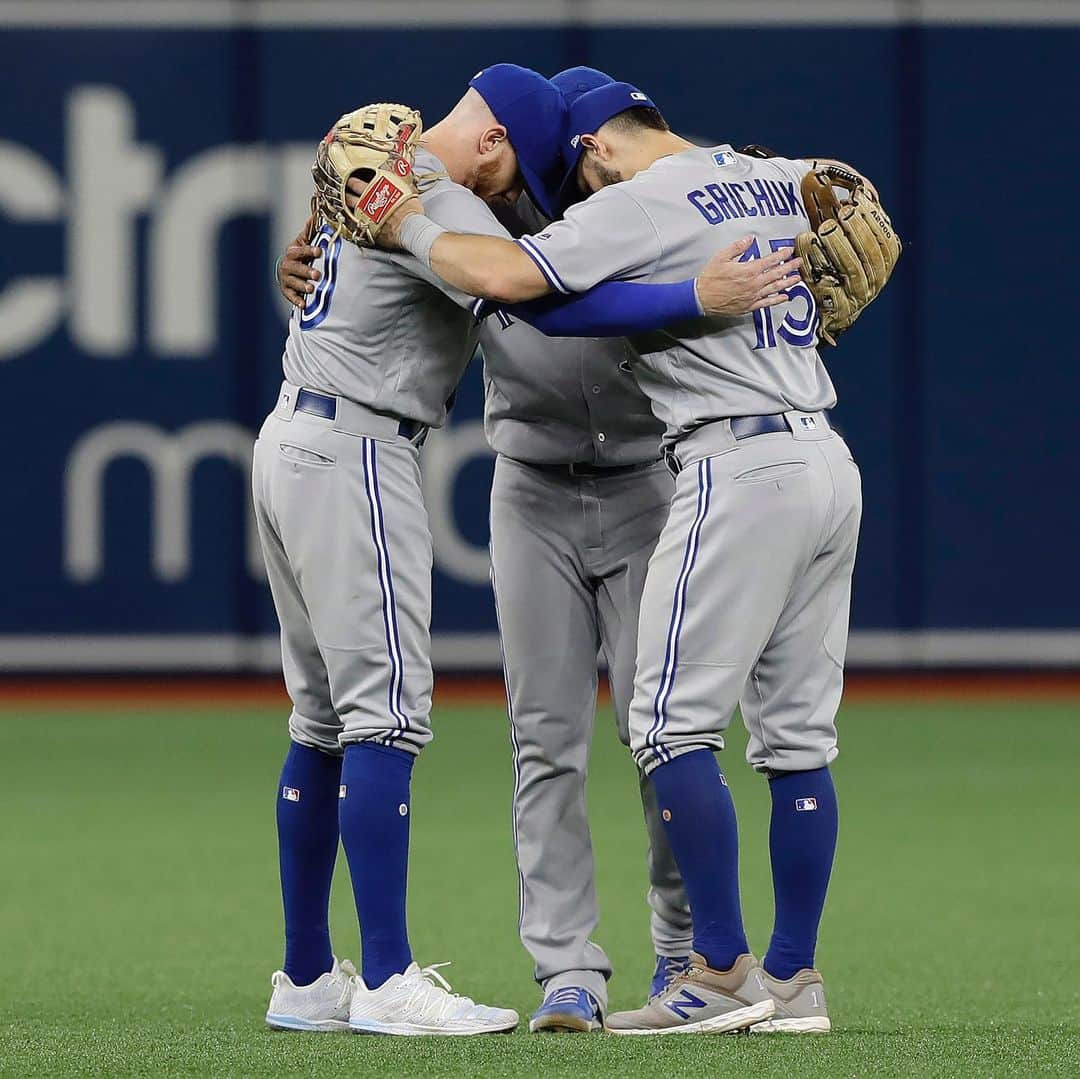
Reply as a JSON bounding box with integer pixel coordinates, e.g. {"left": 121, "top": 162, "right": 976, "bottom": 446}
{"left": 795, "top": 163, "right": 902, "bottom": 346}
{"left": 311, "top": 102, "right": 423, "bottom": 245}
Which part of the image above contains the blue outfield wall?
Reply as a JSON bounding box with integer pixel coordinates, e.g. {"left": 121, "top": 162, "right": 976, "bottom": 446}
{"left": 1, "top": 8, "right": 1077, "bottom": 669}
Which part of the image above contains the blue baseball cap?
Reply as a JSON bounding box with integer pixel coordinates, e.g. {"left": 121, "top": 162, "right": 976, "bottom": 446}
{"left": 521, "top": 67, "right": 615, "bottom": 216}
{"left": 469, "top": 63, "right": 566, "bottom": 219}
{"left": 550, "top": 66, "right": 615, "bottom": 108}
{"left": 557, "top": 81, "right": 658, "bottom": 210}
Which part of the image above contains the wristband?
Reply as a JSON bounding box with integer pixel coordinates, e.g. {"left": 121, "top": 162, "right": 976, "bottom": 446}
{"left": 398, "top": 215, "right": 448, "bottom": 268}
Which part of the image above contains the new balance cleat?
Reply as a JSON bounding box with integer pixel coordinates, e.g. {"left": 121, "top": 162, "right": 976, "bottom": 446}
{"left": 349, "top": 961, "right": 519, "bottom": 1035}
{"left": 265, "top": 956, "right": 356, "bottom": 1032}
{"left": 750, "top": 967, "right": 831, "bottom": 1033}
{"left": 605, "top": 952, "right": 774, "bottom": 1035}
{"left": 649, "top": 954, "right": 690, "bottom": 1000}
{"left": 529, "top": 986, "right": 602, "bottom": 1033}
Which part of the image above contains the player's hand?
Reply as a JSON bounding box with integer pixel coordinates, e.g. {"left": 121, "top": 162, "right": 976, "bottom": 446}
{"left": 277, "top": 218, "right": 323, "bottom": 308}
{"left": 695, "top": 236, "right": 802, "bottom": 317}
{"left": 345, "top": 177, "right": 425, "bottom": 250}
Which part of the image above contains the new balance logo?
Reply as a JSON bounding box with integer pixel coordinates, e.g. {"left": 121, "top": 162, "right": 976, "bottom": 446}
{"left": 666, "top": 989, "right": 708, "bottom": 1020}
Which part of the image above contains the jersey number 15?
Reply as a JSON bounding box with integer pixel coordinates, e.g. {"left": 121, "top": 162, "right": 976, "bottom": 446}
{"left": 739, "top": 237, "right": 817, "bottom": 349}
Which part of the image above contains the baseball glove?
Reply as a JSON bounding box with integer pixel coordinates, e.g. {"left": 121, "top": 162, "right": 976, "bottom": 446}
{"left": 739, "top": 144, "right": 781, "bottom": 159}
{"left": 795, "top": 163, "right": 902, "bottom": 346}
{"left": 311, "top": 102, "right": 423, "bottom": 245}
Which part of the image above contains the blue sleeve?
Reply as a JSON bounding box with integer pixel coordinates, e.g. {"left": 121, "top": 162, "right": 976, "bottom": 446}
{"left": 472, "top": 278, "right": 701, "bottom": 338}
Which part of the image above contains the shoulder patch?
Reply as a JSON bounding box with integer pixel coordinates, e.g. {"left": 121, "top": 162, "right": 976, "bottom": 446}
{"left": 713, "top": 150, "right": 738, "bottom": 167}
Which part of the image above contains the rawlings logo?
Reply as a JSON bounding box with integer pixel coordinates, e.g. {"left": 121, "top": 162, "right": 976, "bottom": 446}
{"left": 392, "top": 157, "right": 412, "bottom": 178}
{"left": 359, "top": 176, "right": 403, "bottom": 222}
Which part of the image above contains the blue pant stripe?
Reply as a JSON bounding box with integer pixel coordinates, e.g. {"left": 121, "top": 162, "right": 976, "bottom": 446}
{"left": 361, "top": 438, "right": 409, "bottom": 744}
{"left": 646, "top": 458, "right": 713, "bottom": 764}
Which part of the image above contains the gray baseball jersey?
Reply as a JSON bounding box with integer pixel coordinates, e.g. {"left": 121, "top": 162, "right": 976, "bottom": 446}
{"left": 480, "top": 197, "right": 661, "bottom": 467}
{"left": 281, "top": 150, "right": 505, "bottom": 427}
{"left": 479, "top": 323, "right": 660, "bottom": 467}
{"left": 517, "top": 146, "right": 837, "bottom": 441}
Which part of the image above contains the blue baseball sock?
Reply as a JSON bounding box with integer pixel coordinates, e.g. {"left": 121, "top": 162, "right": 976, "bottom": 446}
{"left": 276, "top": 741, "right": 342, "bottom": 986}
{"left": 764, "top": 767, "right": 839, "bottom": 980}
{"left": 650, "top": 749, "right": 749, "bottom": 971}
{"left": 339, "top": 742, "right": 415, "bottom": 989}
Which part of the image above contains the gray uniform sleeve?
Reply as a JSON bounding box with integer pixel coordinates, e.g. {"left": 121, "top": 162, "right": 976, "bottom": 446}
{"left": 391, "top": 184, "right": 511, "bottom": 310}
{"left": 517, "top": 187, "right": 663, "bottom": 294}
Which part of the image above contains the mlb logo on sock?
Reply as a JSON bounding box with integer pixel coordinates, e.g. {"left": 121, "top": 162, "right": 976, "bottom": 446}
{"left": 339, "top": 785, "right": 347, "bottom": 799}
{"left": 795, "top": 797, "right": 818, "bottom": 811}
{"left": 282, "top": 786, "right": 300, "bottom": 802}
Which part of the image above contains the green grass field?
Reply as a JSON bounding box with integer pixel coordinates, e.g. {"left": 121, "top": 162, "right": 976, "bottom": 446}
{"left": 1, "top": 692, "right": 1078, "bottom": 1076}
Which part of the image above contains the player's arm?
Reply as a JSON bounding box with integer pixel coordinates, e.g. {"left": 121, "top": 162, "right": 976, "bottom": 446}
{"left": 386, "top": 213, "right": 549, "bottom": 303}
{"left": 378, "top": 184, "right": 799, "bottom": 323}
{"left": 376, "top": 184, "right": 650, "bottom": 303}
{"left": 473, "top": 236, "right": 799, "bottom": 338}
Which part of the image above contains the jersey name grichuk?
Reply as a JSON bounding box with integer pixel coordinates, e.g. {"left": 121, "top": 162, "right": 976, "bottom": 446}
{"left": 688, "top": 179, "right": 808, "bottom": 225}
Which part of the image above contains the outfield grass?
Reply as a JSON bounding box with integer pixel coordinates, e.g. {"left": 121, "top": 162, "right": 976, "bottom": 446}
{"left": 1, "top": 693, "right": 1078, "bottom": 1076}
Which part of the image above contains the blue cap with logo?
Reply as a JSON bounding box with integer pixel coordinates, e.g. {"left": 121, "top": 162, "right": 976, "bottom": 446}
{"left": 537, "top": 67, "right": 615, "bottom": 216}
{"left": 557, "top": 80, "right": 658, "bottom": 211}
{"left": 469, "top": 63, "right": 566, "bottom": 219}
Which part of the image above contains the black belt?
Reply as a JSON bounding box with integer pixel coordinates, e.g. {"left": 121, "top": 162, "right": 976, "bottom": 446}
{"left": 527, "top": 458, "right": 661, "bottom": 479}
{"left": 665, "top": 412, "right": 830, "bottom": 475}
{"left": 295, "top": 388, "right": 426, "bottom": 442}
{"left": 728, "top": 414, "right": 790, "bottom": 439}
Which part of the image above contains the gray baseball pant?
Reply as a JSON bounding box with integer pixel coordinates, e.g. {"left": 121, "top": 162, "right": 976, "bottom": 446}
{"left": 252, "top": 383, "right": 434, "bottom": 755}
{"left": 629, "top": 416, "right": 862, "bottom": 775}
{"left": 490, "top": 455, "right": 693, "bottom": 1009}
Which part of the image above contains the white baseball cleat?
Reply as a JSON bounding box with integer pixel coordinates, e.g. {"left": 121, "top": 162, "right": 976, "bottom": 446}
{"left": 265, "top": 956, "right": 356, "bottom": 1032}
{"left": 349, "top": 961, "right": 519, "bottom": 1036}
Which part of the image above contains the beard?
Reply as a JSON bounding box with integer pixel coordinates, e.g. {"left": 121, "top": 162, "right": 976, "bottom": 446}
{"left": 473, "top": 149, "right": 519, "bottom": 205}
{"left": 593, "top": 161, "right": 624, "bottom": 188}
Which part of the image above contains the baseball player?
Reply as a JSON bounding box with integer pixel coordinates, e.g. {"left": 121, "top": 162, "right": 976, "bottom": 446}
{"left": 256, "top": 65, "right": 561, "bottom": 1036}
{"left": 359, "top": 80, "right": 899, "bottom": 1034}
{"left": 261, "top": 66, "right": 802, "bottom": 1036}
{"left": 277, "top": 65, "right": 803, "bottom": 1033}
